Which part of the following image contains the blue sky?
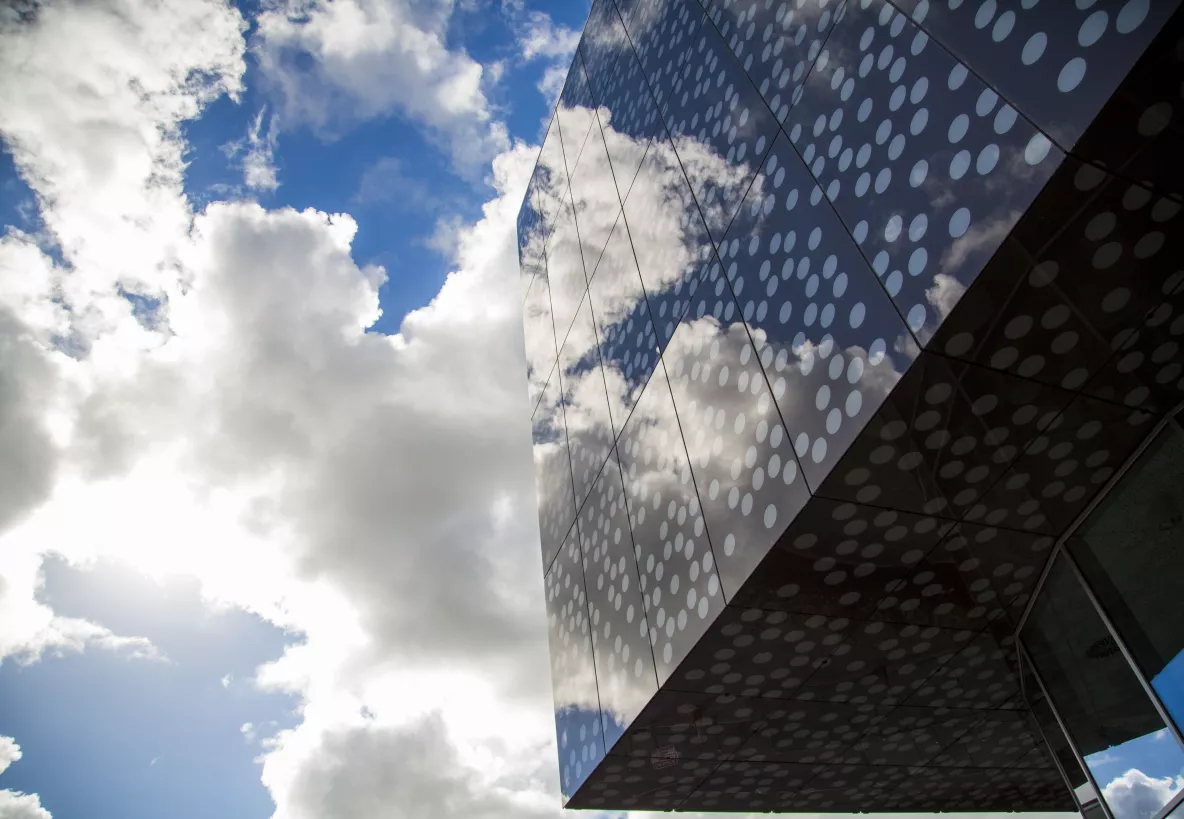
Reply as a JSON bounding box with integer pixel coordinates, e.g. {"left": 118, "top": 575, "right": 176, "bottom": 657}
{"left": 0, "top": 1, "right": 589, "bottom": 817}
{"left": 0, "top": 2, "right": 1177, "bottom": 819}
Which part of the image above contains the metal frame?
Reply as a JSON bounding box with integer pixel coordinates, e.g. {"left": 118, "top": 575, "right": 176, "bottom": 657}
{"left": 1019, "top": 642, "right": 1117, "bottom": 819}
{"left": 1015, "top": 406, "right": 1184, "bottom": 819}
{"left": 1018, "top": 650, "right": 1088, "bottom": 814}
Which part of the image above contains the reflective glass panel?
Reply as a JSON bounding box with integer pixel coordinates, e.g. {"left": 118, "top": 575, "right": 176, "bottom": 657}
{"left": 1023, "top": 553, "right": 1184, "bottom": 819}
{"left": 544, "top": 527, "right": 605, "bottom": 801}
{"left": 576, "top": 447, "right": 658, "bottom": 753}
{"left": 587, "top": 214, "right": 660, "bottom": 430}
{"left": 783, "top": 0, "right": 1063, "bottom": 345}
{"left": 533, "top": 364, "right": 578, "bottom": 570}
{"left": 616, "top": 361, "right": 725, "bottom": 684}
{"left": 1067, "top": 420, "right": 1184, "bottom": 733}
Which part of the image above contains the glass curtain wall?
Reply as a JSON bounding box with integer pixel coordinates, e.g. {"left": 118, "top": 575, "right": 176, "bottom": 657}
{"left": 1020, "top": 415, "right": 1184, "bottom": 819}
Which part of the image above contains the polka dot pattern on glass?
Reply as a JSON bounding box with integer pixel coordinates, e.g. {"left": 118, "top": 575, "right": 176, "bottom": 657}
{"left": 617, "top": 362, "right": 726, "bottom": 683}
{"left": 783, "top": 0, "right": 1063, "bottom": 345}
{"left": 577, "top": 446, "right": 659, "bottom": 752}
{"left": 544, "top": 529, "right": 606, "bottom": 799}
{"left": 715, "top": 131, "right": 916, "bottom": 494}
{"left": 706, "top": 0, "right": 845, "bottom": 125}
{"left": 892, "top": 0, "right": 1179, "bottom": 149}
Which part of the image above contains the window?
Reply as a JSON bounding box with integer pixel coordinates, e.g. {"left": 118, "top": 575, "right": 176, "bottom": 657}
{"left": 1022, "top": 554, "right": 1184, "bottom": 819}
{"left": 1066, "top": 420, "right": 1184, "bottom": 732}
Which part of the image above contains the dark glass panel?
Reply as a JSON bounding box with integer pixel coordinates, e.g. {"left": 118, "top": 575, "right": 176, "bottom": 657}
{"left": 616, "top": 361, "right": 725, "bottom": 683}
{"left": 892, "top": 0, "right": 1180, "bottom": 151}
{"left": 663, "top": 262, "right": 811, "bottom": 600}
{"left": 523, "top": 270, "right": 559, "bottom": 415}
{"left": 544, "top": 527, "right": 605, "bottom": 802}
{"left": 719, "top": 130, "right": 916, "bottom": 494}
{"left": 578, "top": 447, "right": 659, "bottom": 753}
{"left": 1022, "top": 553, "right": 1184, "bottom": 819}
{"left": 783, "top": 0, "right": 1062, "bottom": 346}
{"left": 587, "top": 214, "right": 661, "bottom": 430}
{"left": 533, "top": 364, "right": 579, "bottom": 570}
{"left": 663, "top": 12, "right": 779, "bottom": 246}
{"left": 929, "top": 159, "right": 1184, "bottom": 414}
{"left": 1068, "top": 420, "right": 1184, "bottom": 732}
{"left": 704, "top": 0, "right": 842, "bottom": 124}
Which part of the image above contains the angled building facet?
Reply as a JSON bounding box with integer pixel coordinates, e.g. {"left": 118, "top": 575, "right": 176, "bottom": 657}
{"left": 519, "top": 0, "right": 1184, "bottom": 813}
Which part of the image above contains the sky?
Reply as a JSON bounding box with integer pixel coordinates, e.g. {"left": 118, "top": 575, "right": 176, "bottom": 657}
{"left": 0, "top": 2, "right": 1174, "bottom": 819}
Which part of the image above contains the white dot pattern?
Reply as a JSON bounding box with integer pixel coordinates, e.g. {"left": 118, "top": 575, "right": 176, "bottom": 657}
{"left": 544, "top": 529, "right": 606, "bottom": 799}
{"left": 662, "top": 11, "right": 779, "bottom": 244}
{"left": 784, "top": 0, "right": 1063, "bottom": 345}
{"left": 617, "top": 362, "right": 726, "bottom": 683}
{"left": 517, "top": 0, "right": 1175, "bottom": 811}
{"left": 707, "top": 0, "right": 844, "bottom": 125}
{"left": 618, "top": 0, "right": 707, "bottom": 113}
{"left": 893, "top": 0, "right": 1177, "bottom": 150}
{"left": 717, "top": 131, "right": 914, "bottom": 493}
{"left": 663, "top": 265, "right": 812, "bottom": 600}
{"left": 577, "top": 446, "right": 659, "bottom": 752}
{"left": 931, "top": 163, "right": 1184, "bottom": 414}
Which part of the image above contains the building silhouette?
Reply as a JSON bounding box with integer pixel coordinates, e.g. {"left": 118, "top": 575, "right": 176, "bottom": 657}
{"left": 517, "top": 0, "right": 1184, "bottom": 814}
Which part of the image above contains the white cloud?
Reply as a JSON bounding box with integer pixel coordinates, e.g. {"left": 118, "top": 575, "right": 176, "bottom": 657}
{"left": 517, "top": 11, "right": 581, "bottom": 62}
{"left": 1103, "top": 769, "right": 1184, "bottom": 819}
{"left": 0, "top": 791, "right": 52, "bottom": 819}
{"left": 224, "top": 108, "right": 281, "bottom": 193}
{"left": 510, "top": 9, "right": 580, "bottom": 106}
{"left": 0, "top": 6, "right": 1090, "bottom": 819}
{"left": 0, "top": 737, "right": 19, "bottom": 775}
{"left": 254, "top": 0, "right": 508, "bottom": 174}
{"left": 0, "top": 737, "right": 51, "bottom": 819}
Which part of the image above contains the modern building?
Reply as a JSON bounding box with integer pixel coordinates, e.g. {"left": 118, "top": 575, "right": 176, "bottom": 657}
{"left": 516, "top": 0, "right": 1184, "bottom": 815}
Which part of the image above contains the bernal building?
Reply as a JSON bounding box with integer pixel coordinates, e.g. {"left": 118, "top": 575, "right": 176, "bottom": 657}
{"left": 516, "top": 0, "right": 1184, "bottom": 815}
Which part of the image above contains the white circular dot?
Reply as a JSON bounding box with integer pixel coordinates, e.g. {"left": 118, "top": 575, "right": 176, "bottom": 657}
{"left": 1079, "top": 10, "right": 1108, "bottom": 46}
{"left": 977, "top": 144, "right": 1000, "bottom": 174}
{"left": 1025, "top": 134, "right": 1053, "bottom": 165}
{"left": 949, "top": 208, "right": 971, "bottom": 238}
{"left": 1058, "top": 58, "right": 1086, "bottom": 93}
{"left": 948, "top": 114, "right": 969, "bottom": 143}
{"left": 1022, "top": 32, "right": 1047, "bottom": 65}
{"left": 1116, "top": 0, "right": 1149, "bottom": 34}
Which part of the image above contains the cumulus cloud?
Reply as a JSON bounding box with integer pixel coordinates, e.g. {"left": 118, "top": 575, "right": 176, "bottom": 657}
{"left": 507, "top": 7, "right": 580, "bottom": 106}
{"left": 0, "top": 737, "right": 52, "bottom": 819}
{"left": 0, "top": 2, "right": 559, "bottom": 817}
{"left": 0, "top": 5, "right": 1081, "bottom": 819}
{"left": 254, "top": 0, "right": 508, "bottom": 174}
{"left": 0, "top": 737, "right": 19, "bottom": 775}
{"left": 1103, "top": 769, "right": 1184, "bottom": 819}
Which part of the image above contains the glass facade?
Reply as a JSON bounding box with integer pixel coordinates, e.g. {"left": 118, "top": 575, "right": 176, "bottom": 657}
{"left": 1020, "top": 416, "right": 1184, "bottom": 819}
{"left": 519, "top": 0, "right": 1184, "bottom": 811}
